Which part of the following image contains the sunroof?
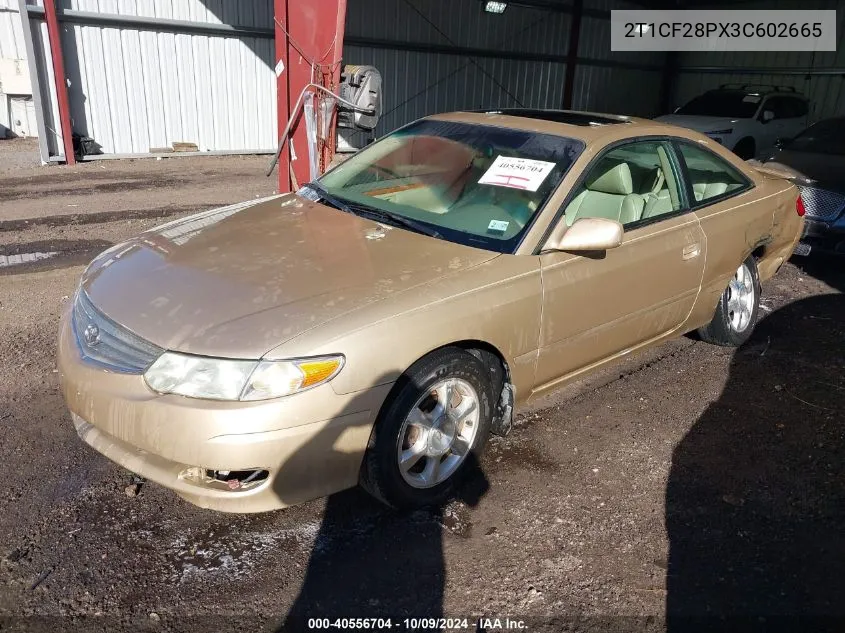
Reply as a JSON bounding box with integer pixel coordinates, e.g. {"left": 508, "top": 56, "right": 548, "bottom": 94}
{"left": 473, "top": 109, "right": 630, "bottom": 126}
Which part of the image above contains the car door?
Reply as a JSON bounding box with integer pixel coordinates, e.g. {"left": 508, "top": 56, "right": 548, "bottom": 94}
{"left": 758, "top": 96, "right": 791, "bottom": 152}
{"left": 534, "top": 140, "right": 706, "bottom": 394}
{"left": 780, "top": 96, "right": 809, "bottom": 140}
{"left": 673, "top": 141, "right": 771, "bottom": 319}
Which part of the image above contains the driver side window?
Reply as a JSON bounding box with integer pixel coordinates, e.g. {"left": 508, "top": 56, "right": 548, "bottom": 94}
{"left": 562, "top": 141, "right": 683, "bottom": 229}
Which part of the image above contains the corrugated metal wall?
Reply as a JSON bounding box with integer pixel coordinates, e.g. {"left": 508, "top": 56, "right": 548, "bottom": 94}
{"left": 672, "top": 0, "right": 845, "bottom": 122}
{"left": 23, "top": 0, "right": 277, "bottom": 156}
{"left": 22, "top": 0, "right": 668, "bottom": 159}
{"left": 575, "top": 6, "right": 663, "bottom": 116}
{"left": 343, "top": 0, "right": 667, "bottom": 138}
{"left": 0, "top": 0, "right": 29, "bottom": 138}
{"left": 343, "top": 0, "right": 572, "bottom": 137}
{"left": 0, "top": 0, "right": 26, "bottom": 61}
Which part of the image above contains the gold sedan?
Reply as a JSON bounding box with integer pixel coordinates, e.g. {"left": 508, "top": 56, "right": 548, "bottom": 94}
{"left": 58, "top": 110, "right": 804, "bottom": 512}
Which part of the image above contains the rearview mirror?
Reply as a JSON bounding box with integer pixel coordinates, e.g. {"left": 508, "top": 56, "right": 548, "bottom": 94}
{"left": 543, "top": 217, "right": 623, "bottom": 253}
{"left": 762, "top": 110, "right": 775, "bottom": 123}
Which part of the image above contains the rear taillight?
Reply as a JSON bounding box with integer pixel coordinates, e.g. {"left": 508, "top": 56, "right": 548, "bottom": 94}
{"left": 796, "top": 195, "right": 806, "bottom": 217}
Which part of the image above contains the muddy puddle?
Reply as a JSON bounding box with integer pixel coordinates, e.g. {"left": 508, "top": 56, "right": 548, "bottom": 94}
{"left": 0, "top": 174, "right": 184, "bottom": 202}
{"left": 0, "top": 205, "right": 204, "bottom": 233}
{"left": 0, "top": 239, "right": 112, "bottom": 274}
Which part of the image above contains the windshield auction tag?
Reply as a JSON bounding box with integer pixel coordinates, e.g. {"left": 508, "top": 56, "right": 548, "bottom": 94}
{"left": 478, "top": 156, "right": 556, "bottom": 192}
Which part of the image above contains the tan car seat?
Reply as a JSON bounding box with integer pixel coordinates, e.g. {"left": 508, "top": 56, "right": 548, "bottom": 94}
{"left": 688, "top": 168, "right": 730, "bottom": 201}
{"left": 564, "top": 162, "right": 644, "bottom": 226}
{"left": 641, "top": 146, "right": 681, "bottom": 220}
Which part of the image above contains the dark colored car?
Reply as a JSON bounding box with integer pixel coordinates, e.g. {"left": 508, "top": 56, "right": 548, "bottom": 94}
{"left": 762, "top": 117, "right": 845, "bottom": 256}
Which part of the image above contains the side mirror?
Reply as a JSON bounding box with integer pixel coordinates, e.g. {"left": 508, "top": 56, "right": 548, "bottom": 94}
{"left": 762, "top": 110, "right": 775, "bottom": 123}
{"left": 543, "top": 217, "right": 623, "bottom": 253}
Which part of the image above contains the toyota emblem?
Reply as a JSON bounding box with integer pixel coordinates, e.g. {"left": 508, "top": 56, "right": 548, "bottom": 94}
{"left": 83, "top": 323, "right": 101, "bottom": 347}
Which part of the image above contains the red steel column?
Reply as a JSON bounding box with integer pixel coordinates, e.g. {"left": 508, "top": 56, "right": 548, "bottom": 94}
{"left": 42, "top": 0, "right": 75, "bottom": 165}
{"left": 275, "top": 0, "right": 346, "bottom": 192}
{"left": 273, "top": 0, "right": 291, "bottom": 192}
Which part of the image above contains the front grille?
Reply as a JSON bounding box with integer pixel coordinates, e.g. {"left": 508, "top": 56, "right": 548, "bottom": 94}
{"left": 72, "top": 291, "right": 163, "bottom": 373}
{"left": 798, "top": 185, "right": 845, "bottom": 222}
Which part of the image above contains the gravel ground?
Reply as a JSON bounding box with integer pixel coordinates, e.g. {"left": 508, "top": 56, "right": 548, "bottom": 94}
{"left": 0, "top": 138, "right": 42, "bottom": 174}
{"left": 0, "top": 155, "right": 842, "bottom": 633}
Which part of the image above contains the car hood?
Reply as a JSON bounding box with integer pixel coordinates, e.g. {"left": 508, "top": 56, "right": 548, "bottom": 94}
{"left": 81, "top": 195, "right": 499, "bottom": 358}
{"left": 764, "top": 150, "right": 845, "bottom": 194}
{"left": 656, "top": 114, "right": 740, "bottom": 133}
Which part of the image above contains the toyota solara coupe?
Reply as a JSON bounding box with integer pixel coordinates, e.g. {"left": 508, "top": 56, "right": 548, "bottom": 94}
{"left": 58, "top": 110, "right": 804, "bottom": 512}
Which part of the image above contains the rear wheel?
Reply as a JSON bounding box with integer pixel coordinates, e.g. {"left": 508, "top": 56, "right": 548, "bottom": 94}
{"left": 698, "top": 256, "right": 761, "bottom": 347}
{"left": 360, "top": 348, "right": 494, "bottom": 509}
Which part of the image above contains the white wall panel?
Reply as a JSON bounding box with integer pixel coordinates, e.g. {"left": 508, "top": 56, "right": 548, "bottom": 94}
{"left": 0, "top": 1, "right": 27, "bottom": 61}
{"left": 24, "top": 0, "right": 277, "bottom": 155}
{"left": 30, "top": 17, "right": 60, "bottom": 153}
{"left": 57, "top": 0, "right": 272, "bottom": 27}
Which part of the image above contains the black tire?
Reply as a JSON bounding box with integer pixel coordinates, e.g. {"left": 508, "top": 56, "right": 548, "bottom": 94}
{"left": 698, "top": 255, "right": 761, "bottom": 347}
{"left": 733, "top": 137, "right": 756, "bottom": 160}
{"left": 360, "top": 347, "right": 494, "bottom": 509}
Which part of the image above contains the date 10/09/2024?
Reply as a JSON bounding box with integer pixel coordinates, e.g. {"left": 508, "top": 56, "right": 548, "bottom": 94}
{"left": 306, "top": 617, "right": 528, "bottom": 630}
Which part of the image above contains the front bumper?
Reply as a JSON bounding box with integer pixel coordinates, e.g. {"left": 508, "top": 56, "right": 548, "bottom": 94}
{"left": 58, "top": 308, "right": 392, "bottom": 512}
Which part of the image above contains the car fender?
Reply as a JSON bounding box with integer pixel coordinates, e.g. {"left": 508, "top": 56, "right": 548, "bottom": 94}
{"left": 265, "top": 255, "right": 544, "bottom": 403}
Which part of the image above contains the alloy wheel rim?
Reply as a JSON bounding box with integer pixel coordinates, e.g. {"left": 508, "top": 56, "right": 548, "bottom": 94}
{"left": 396, "top": 378, "right": 480, "bottom": 489}
{"left": 727, "top": 262, "right": 755, "bottom": 333}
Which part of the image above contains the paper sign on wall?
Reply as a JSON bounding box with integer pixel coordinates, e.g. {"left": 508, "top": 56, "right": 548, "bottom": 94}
{"left": 478, "top": 156, "right": 556, "bottom": 192}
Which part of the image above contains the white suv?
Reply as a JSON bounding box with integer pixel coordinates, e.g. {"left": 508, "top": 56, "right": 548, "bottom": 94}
{"left": 656, "top": 85, "right": 810, "bottom": 159}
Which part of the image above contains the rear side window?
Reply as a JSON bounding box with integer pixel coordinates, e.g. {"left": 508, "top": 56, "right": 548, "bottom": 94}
{"left": 764, "top": 96, "right": 807, "bottom": 119}
{"left": 676, "top": 143, "right": 750, "bottom": 204}
{"left": 788, "top": 97, "right": 808, "bottom": 118}
{"left": 764, "top": 96, "right": 790, "bottom": 119}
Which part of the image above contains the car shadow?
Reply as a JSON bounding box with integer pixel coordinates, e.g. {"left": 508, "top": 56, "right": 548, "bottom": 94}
{"left": 270, "top": 375, "right": 490, "bottom": 632}
{"left": 665, "top": 261, "right": 845, "bottom": 631}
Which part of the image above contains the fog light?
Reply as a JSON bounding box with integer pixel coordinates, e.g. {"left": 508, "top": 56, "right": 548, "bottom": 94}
{"left": 179, "top": 466, "right": 270, "bottom": 491}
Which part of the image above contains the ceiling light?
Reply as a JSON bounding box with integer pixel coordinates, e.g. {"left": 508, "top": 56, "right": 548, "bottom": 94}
{"left": 485, "top": 1, "right": 507, "bottom": 14}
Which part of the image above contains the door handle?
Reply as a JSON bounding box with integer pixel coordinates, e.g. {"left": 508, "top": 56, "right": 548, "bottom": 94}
{"left": 682, "top": 243, "right": 701, "bottom": 260}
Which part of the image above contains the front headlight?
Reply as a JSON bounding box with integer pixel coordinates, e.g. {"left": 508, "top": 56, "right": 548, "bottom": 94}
{"left": 144, "top": 352, "right": 344, "bottom": 401}
{"left": 706, "top": 128, "right": 733, "bottom": 136}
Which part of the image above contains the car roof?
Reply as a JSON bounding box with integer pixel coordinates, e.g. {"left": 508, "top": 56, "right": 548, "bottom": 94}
{"left": 426, "top": 110, "right": 687, "bottom": 144}
{"left": 469, "top": 108, "right": 632, "bottom": 127}
{"left": 705, "top": 86, "right": 807, "bottom": 98}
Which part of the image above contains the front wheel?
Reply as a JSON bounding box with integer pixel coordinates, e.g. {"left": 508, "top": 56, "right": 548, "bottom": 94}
{"left": 698, "top": 256, "right": 761, "bottom": 347}
{"left": 360, "top": 348, "right": 494, "bottom": 509}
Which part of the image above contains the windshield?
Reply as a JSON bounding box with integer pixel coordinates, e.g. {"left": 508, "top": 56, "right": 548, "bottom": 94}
{"left": 784, "top": 119, "right": 845, "bottom": 155}
{"left": 676, "top": 91, "right": 762, "bottom": 118}
{"left": 315, "top": 120, "right": 584, "bottom": 253}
